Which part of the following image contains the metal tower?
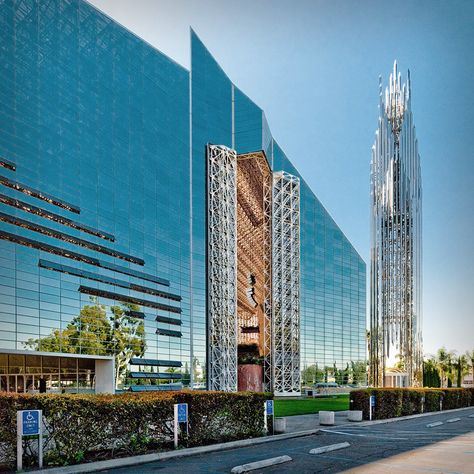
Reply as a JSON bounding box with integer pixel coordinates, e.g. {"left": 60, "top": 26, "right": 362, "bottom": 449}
{"left": 206, "top": 144, "right": 238, "bottom": 391}
{"left": 370, "top": 61, "right": 423, "bottom": 387}
{"left": 272, "top": 171, "right": 301, "bottom": 396}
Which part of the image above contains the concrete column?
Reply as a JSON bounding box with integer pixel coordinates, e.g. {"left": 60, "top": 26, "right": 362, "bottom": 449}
{"left": 95, "top": 358, "right": 115, "bottom": 394}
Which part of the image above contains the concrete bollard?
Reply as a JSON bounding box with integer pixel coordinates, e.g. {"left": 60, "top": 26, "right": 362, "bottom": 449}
{"left": 319, "top": 411, "right": 335, "bottom": 426}
{"left": 347, "top": 410, "right": 363, "bottom": 422}
{"left": 274, "top": 417, "right": 286, "bottom": 434}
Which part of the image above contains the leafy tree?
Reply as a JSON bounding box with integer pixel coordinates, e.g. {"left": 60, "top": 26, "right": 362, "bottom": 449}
{"left": 109, "top": 303, "right": 146, "bottom": 387}
{"left": 351, "top": 360, "right": 367, "bottom": 385}
{"left": 301, "top": 364, "right": 324, "bottom": 385}
{"left": 182, "top": 362, "right": 191, "bottom": 386}
{"left": 333, "top": 362, "right": 340, "bottom": 384}
{"left": 394, "top": 353, "right": 406, "bottom": 370}
{"left": 25, "top": 301, "right": 146, "bottom": 388}
{"left": 192, "top": 356, "right": 204, "bottom": 383}
{"left": 342, "top": 363, "right": 350, "bottom": 385}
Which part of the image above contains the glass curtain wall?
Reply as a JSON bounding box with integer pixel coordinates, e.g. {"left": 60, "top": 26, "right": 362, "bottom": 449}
{"left": 191, "top": 31, "right": 233, "bottom": 387}
{"left": 0, "top": 0, "right": 191, "bottom": 389}
{"left": 0, "top": 1, "right": 366, "bottom": 393}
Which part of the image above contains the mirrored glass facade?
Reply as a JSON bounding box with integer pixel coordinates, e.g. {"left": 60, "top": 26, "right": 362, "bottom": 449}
{"left": 0, "top": 0, "right": 366, "bottom": 391}
{"left": 370, "top": 62, "right": 422, "bottom": 387}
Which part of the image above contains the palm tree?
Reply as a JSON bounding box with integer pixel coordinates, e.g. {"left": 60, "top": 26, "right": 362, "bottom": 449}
{"left": 454, "top": 355, "right": 468, "bottom": 387}
{"left": 465, "top": 349, "right": 474, "bottom": 385}
{"left": 436, "top": 347, "right": 449, "bottom": 387}
{"left": 446, "top": 351, "right": 456, "bottom": 387}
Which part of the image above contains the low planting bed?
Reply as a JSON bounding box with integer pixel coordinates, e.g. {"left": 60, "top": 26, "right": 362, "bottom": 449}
{"left": 0, "top": 390, "right": 271, "bottom": 469}
{"left": 350, "top": 387, "right": 474, "bottom": 420}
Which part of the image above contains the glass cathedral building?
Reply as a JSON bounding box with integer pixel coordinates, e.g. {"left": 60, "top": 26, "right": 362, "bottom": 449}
{"left": 0, "top": 0, "right": 366, "bottom": 393}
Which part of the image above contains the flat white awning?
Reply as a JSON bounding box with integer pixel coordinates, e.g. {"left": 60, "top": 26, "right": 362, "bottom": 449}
{"left": 0, "top": 349, "right": 115, "bottom": 394}
{"left": 0, "top": 348, "right": 113, "bottom": 361}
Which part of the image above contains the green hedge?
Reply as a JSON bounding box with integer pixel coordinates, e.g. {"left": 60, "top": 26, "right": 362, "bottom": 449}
{"left": 440, "top": 388, "right": 472, "bottom": 410}
{"left": 350, "top": 387, "right": 472, "bottom": 420}
{"left": 0, "top": 391, "right": 270, "bottom": 469}
{"left": 468, "top": 387, "right": 474, "bottom": 406}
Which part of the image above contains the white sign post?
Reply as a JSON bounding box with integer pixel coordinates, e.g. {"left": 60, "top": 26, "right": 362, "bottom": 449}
{"left": 17, "top": 410, "right": 43, "bottom": 471}
{"left": 369, "top": 395, "right": 375, "bottom": 421}
{"left": 264, "top": 400, "right": 274, "bottom": 435}
{"left": 173, "top": 403, "right": 188, "bottom": 449}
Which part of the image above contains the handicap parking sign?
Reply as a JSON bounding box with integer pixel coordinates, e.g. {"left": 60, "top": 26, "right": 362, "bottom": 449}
{"left": 266, "top": 400, "right": 274, "bottom": 415}
{"left": 177, "top": 403, "right": 188, "bottom": 423}
{"left": 21, "top": 410, "right": 40, "bottom": 436}
{"left": 370, "top": 395, "right": 376, "bottom": 407}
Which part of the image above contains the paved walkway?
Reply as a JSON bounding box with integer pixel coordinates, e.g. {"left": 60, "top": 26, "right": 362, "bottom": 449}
{"left": 342, "top": 430, "right": 474, "bottom": 473}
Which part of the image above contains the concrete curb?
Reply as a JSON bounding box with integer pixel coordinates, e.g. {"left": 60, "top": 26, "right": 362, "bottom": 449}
{"left": 230, "top": 455, "right": 292, "bottom": 473}
{"left": 28, "top": 406, "right": 474, "bottom": 474}
{"left": 344, "top": 405, "right": 474, "bottom": 428}
{"left": 446, "top": 417, "right": 461, "bottom": 423}
{"left": 426, "top": 421, "right": 443, "bottom": 428}
{"left": 309, "top": 442, "right": 350, "bottom": 455}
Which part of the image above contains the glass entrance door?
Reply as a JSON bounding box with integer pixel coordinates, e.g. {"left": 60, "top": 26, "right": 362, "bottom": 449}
{"left": 7, "top": 374, "right": 25, "bottom": 392}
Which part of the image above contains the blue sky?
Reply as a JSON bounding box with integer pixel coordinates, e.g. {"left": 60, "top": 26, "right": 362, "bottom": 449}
{"left": 89, "top": 0, "right": 474, "bottom": 356}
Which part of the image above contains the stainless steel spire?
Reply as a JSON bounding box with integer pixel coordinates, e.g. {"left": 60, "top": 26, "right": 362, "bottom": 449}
{"left": 370, "top": 61, "right": 423, "bottom": 387}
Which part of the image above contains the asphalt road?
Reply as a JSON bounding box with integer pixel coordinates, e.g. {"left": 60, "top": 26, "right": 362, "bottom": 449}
{"left": 99, "top": 408, "right": 474, "bottom": 474}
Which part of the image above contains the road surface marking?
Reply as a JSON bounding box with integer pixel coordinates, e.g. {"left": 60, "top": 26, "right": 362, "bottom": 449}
{"left": 426, "top": 421, "right": 443, "bottom": 427}
{"left": 310, "top": 442, "right": 351, "bottom": 455}
{"left": 446, "top": 418, "right": 461, "bottom": 423}
{"left": 468, "top": 414, "right": 474, "bottom": 418}
{"left": 231, "top": 455, "right": 292, "bottom": 473}
{"left": 320, "top": 429, "right": 408, "bottom": 440}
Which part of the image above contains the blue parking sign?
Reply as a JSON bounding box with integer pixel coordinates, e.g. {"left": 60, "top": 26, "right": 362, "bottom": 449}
{"left": 177, "top": 403, "right": 188, "bottom": 423}
{"left": 266, "top": 400, "right": 274, "bottom": 415}
{"left": 370, "top": 395, "right": 376, "bottom": 407}
{"left": 22, "top": 410, "right": 40, "bottom": 436}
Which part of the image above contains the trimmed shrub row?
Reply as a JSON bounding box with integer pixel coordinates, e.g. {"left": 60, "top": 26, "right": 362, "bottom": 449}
{"left": 350, "top": 387, "right": 474, "bottom": 420}
{"left": 0, "top": 391, "right": 271, "bottom": 469}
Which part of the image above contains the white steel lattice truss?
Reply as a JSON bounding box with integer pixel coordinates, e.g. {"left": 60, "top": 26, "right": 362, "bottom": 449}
{"left": 370, "top": 62, "right": 423, "bottom": 387}
{"left": 272, "top": 171, "right": 301, "bottom": 396}
{"left": 207, "top": 144, "right": 238, "bottom": 392}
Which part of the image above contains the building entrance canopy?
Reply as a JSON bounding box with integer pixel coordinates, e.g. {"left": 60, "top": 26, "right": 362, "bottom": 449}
{"left": 0, "top": 349, "right": 114, "bottom": 394}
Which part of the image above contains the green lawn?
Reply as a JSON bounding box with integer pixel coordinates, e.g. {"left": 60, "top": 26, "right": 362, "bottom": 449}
{"left": 274, "top": 394, "right": 349, "bottom": 417}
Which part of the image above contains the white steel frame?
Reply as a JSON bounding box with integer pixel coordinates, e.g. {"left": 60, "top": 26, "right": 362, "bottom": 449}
{"left": 370, "top": 62, "right": 423, "bottom": 387}
{"left": 206, "top": 144, "right": 238, "bottom": 392}
{"left": 272, "top": 171, "right": 301, "bottom": 396}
